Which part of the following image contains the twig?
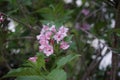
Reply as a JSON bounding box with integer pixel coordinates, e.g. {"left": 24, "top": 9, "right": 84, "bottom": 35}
{"left": 81, "top": 53, "right": 104, "bottom": 80}
{"left": 16, "top": 0, "right": 31, "bottom": 27}
{"left": 104, "top": 0, "right": 115, "bottom": 7}
{"left": 73, "top": 1, "right": 118, "bottom": 80}
{"left": 0, "top": 12, "right": 35, "bottom": 32}
{"left": 7, "top": 36, "right": 35, "bottom": 41}
{"left": 81, "top": 7, "right": 103, "bottom": 23}
{"left": 74, "top": 3, "right": 103, "bottom": 25}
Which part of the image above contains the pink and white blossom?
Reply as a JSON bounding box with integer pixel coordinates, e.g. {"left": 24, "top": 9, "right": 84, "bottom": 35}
{"left": 39, "top": 45, "right": 45, "bottom": 51}
{"left": 59, "top": 26, "right": 68, "bottom": 34}
{"left": 36, "top": 34, "right": 46, "bottom": 40}
{"left": 45, "top": 31, "right": 52, "bottom": 40}
{"left": 39, "top": 39, "right": 48, "bottom": 46}
{"left": 60, "top": 41, "right": 70, "bottom": 50}
{"left": 28, "top": 56, "right": 37, "bottom": 62}
{"left": 37, "top": 24, "right": 70, "bottom": 56}
{"left": 81, "top": 9, "right": 90, "bottom": 16}
{"left": 49, "top": 25, "right": 56, "bottom": 33}
{"left": 0, "top": 14, "right": 4, "bottom": 23}
{"left": 41, "top": 25, "right": 49, "bottom": 34}
{"left": 54, "top": 32, "right": 65, "bottom": 43}
{"left": 43, "top": 45, "right": 54, "bottom": 56}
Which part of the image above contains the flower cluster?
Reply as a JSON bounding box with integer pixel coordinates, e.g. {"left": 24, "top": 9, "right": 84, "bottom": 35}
{"left": 37, "top": 25, "right": 70, "bottom": 56}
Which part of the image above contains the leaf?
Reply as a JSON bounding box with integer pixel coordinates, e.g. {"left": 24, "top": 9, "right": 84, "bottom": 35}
{"left": 3, "top": 68, "right": 39, "bottom": 78}
{"left": 39, "top": 3, "right": 73, "bottom": 26}
{"left": 113, "top": 29, "right": 120, "bottom": 34}
{"left": 107, "top": 29, "right": 120, "bottom": 36}
{"left": 56, "top": 54, "right": 80, "bottom": 68}
{"left": 64, "top": 35, "right": 73, "bottom": 42}
{"left": 16, "top": 76, "right": 45, "bottom": 80}
{"left": 24, "top": 53, "right": 45, "bottom": 69}
{"left": 36, "top": 53, "right": 45, "bottom": 68}
{"left": 3, "top": 53, "right": 46, "bottom": 78}
{"left": 47, "top": 69, "right": 67, "bottom": 80}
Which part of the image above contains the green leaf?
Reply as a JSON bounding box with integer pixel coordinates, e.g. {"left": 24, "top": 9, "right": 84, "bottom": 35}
{"left": 56, "top": 54, "right": 80, "bottom": 68}
{"left": 113, "top": 29, "right": 120, "bottom": 34}
{"left": 16, "top": 76, "right": 45, "bottom": 80}
{"left": 3, "top": 68, "right": 39, "bottom": 78}
{"left": 64, "top": 35, "right": 73, "bottom": 42}
{"left": 47, "top": 69, "right": 67, "bottom": 80}
{"left": 39, "top": 3, "right": 73, "bottom": 26}
{"left": 36, "top": 53, "right": 45, "bottom": 69}
{"left": 23, "top": 53, "right": 45, "bottom": 70}
{"left": 3, "top": 53, "right": 46, "bottom": 78}
{"left": 107, "top": 29, "right": 120, "bottom": 37}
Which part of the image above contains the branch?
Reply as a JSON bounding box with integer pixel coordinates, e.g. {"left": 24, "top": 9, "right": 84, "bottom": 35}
{"left": 74, "top": 2, "right": 119, "bottom": 80}
{"left": 104, "top": 0, "right": 115, "bottom": 7}
{"left": 0, "top": 11, "right": 37, "bottom": 33}
{"left": 110, "top": 1, "right": 120, "bottom": 80}
{"left": 6, "top": 36, "right": 35, "bottom": 41}
{"left": 16, "top": 0, "right": 32, "bottom": 27}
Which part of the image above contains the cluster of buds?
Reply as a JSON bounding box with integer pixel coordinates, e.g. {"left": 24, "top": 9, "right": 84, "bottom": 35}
{"left": 36, "top": 25, "right": 70, "bottom": 56}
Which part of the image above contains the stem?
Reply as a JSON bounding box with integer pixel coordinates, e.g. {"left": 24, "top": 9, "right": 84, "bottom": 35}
{"left": 110, "top": 1, "right": 120, "bottom": 80}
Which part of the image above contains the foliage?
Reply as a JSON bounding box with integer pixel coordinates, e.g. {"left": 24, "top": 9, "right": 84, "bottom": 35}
{"left": 0, "top": 0, "right": 119, "bottom": 80}
{"left": 3, "top": 53, "right": 79, "bottom": 80}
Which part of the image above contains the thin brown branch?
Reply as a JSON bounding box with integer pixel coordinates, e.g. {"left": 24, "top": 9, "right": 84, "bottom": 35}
{"left": 81, "top": 47, "right": 110, "bottom": 80}
{"left": 104, "top": 0, "right": 115, "bottom": 7}
{"left": 81, "top": 7, "right": 103, "bottom": 23}
{"left": 0, "top": 12, "right": 35, "bottom": 31}
{"left": 16, "top": 0, "right": 36, "bottom": 32}
{"left": 6, "top": 36, "right": 35, "bottom": 41}
{"left": 74, "top": 5, "right": 103, "bottom": 24}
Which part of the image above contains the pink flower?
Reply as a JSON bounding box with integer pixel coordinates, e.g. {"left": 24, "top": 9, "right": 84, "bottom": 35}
{"left": 53, "top": 26, "right": 69, "bottom": 43}
{"left": 28, "top": 56, "right": 37, "bottom": 62}
{"left": 60, "top": 41, "right": 70, "bottom": 50}
{"left": 80, "top": 23, "right": 90, "bottom": 30}
{"left": 39, "top": 45, "right": 45, "bottom": 51}
{"left": 45, "top": 31, "right": 52, "bottom": 40}
{"left": 0, "top": 14, "right": 4, "bottom": 23}
{"left": 54, "top": 32, "right": 65, "bottom": 43}
{"left": 39, "top": 39, "right": 49, "bottom": 52}
{"left": 49, "top": 25, "right": 56, "bottom": 33}
{"left": 59, "top": 26, "right": 68, "bottom": 34}
{"left": 41, "top": 25, "right": 49, "bottom": 34}
{"left": 43, "top": 45, "right": 53, "bottom": 56}
{"left": 81, "top": 9, "right": 89, "bottom": 16}
{"left": 37, "top": 24, "right": 70, "bottom": 56}
{"left": 36, "top": 34, "right": 46, "bottom": 40}
{"left": 39, "top": 39, "right": 48, "bottom": 46}
{"left": 0, "top": 16, "right": 3, "bottom": 22}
